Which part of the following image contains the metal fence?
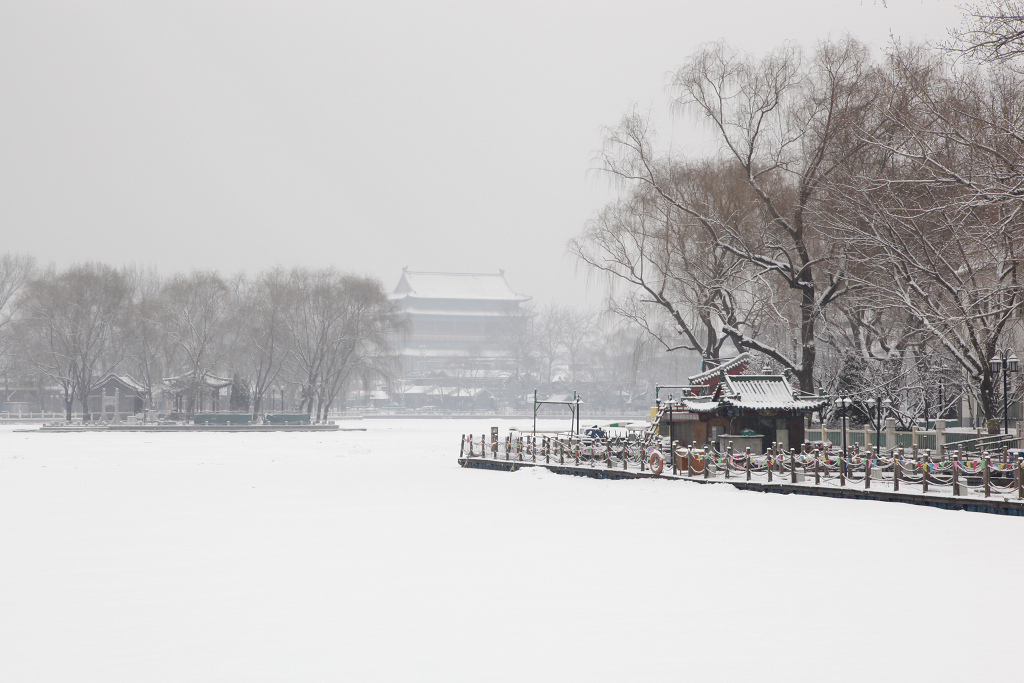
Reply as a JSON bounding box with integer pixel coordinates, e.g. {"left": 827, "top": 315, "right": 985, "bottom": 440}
{"left": 806, "top": 427, "right": 1019, "bottom": 454}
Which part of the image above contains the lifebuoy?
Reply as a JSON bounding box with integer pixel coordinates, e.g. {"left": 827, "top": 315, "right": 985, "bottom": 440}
{"left": 649, "top": 450, "right": 664, "bottom": 475}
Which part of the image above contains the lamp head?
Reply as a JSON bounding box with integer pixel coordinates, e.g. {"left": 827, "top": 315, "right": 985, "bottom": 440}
{"left": 1008, "top": 352, "right": 1019, "bottom": 373}
{"left": 991, "top": 355, "right": 1003, "bottom": 374}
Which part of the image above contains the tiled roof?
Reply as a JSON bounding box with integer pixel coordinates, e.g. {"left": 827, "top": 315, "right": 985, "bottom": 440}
{"left": 163, "top": 372, "right": 233, "bottom": 389}
{"left": 391, "top": 269, "right": 530, "bottom": 302}
{"left": 94, "top": 372, "right": 146, "bottom": 394}
{"left": 680, "top": 374, "right": 827, "bottom": 413}
{"left": 687, "top": 353, "right": 751, "bottom": 385}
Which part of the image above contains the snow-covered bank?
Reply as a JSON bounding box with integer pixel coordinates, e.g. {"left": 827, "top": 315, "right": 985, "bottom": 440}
{"left": 0, "top": 420, "right": 1020, "bottom": 682}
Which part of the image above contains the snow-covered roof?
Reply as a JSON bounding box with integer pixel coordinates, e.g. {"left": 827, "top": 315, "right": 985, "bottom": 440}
{"left": 687, "top": 352, "right": 751, "bottom": 385}
{"left": 401, "top": 386, "right": 491, "bottom": 398}
{"left": 391, "top": 269, "right": 530, "bottom": 302}
{"left": 401, "top": 385, "right": 438, "bottom": 395}
{"left": 681, "top": 374, "right": 827, "bottom": 414}
{"left": 93, "top": 373, "right": 146, "bottom": 394}
{"left": 163, "top": 372, "right": 234, "bottom": 390}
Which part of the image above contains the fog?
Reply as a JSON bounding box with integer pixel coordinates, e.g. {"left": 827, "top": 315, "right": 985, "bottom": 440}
{"left": 0, "top": 0, "right": 961, "bottom": 305}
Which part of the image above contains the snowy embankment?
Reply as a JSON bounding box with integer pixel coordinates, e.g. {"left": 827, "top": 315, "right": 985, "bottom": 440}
{"left": 0, "top": 419, "right": 1020, "bottom": 682}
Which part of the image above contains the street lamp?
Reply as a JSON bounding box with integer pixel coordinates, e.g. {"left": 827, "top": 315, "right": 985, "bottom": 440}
{"left": 937, "top": 361, "right": 948, "bottom": 420}
{"left": 834, "top": 396, "right": 853, "bottom": 458}
{"left": 989, "top": 349, "right": 1019, "bottom": 435}
{"left": 866, "top": 396, "right": 892, "bottom": 455}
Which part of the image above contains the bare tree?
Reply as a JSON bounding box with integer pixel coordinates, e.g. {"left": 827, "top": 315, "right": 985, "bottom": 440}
{"left": 952, "top": 1, "right": 1024, "bottom": 63}
{"left": 286, "top": 268, "right": 395, "bottom": 421}
{"left": 14, "top": 263, "right": 133, "bottom": 421}
{"left": 121, "top": 267, "right": 168, "bottom": 413}
{"left": 572, "top": 155, "right": 775, "bottom": 362}
{"left": 0, "top": 254, "right": 36, "bottom": 375}
{"left": 158, "top": 271, "right": 231, "bottom": 416}
{"left": 534, "top": 304, "right": 566, "bottom": 384}
{"left": 581, "top": 38, "right": 879, "bottom": 392}
{"left": 832, "top": 45, "right": 1024, "bottom": 422}
{"left": 237, "top": 268, "right": 294, "bottom": 421}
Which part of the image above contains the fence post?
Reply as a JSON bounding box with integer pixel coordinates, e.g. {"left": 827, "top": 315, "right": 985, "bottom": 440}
{"left": 687, "top": 446, "right": 694, "bottom": 477}
{"left": 790, "top": 452, "right": 796, "bottom": 485}
{"left": 672, "top": 441, "right": 678, "bottom": 475}
{"left": 984, "top": 455, "right": 991, "bottom": 498}
{"left": 1017, "top": 458, "right": 1023, "bottom": 500}
{"left": 767, "top": 452, "right": 773, "bottom": 483}
{"left": 952, "top": 456, "right": 960, "bottom": 496}
{"left": 893, "top": 452, "right": 900, "bottom": 492}
{"left": 704, "top": 449, "right": 710, "bottom": 479}
{"left": 745, "top": 452, "right": 751, "bottom": 481}
{"left": 922, "top": 452, "right": 930, "bottom": 493}
{"left": 839, "top": 452, "right": 845, "bottom": 487}
{"left": 865, "top": 456, "right": 871, "bottom": 490}
{"left": 460, "top": 434, "right": 466, "bottom": 458}
{"left": 813, "top": 449, "right": 820, "bottom": 485}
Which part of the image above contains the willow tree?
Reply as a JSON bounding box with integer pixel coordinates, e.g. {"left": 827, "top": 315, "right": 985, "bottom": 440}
{"left": 578, "top": 38, "right": 880, "bottom": 393}
{"left": 832, "top": 44, "right": 1024, "bottom": 422}
{"left": 15, "top": 263, "right": 133, "bottom": 421}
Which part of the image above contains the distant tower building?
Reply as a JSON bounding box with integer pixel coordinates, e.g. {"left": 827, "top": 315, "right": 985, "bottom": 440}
{"left": 390, "top": 268, "right": 531, "bottom": 408}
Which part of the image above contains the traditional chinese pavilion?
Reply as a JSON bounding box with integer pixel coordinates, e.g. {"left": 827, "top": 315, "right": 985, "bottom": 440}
{"left": 660, "top": 353, "right": 827, "bottom": 453}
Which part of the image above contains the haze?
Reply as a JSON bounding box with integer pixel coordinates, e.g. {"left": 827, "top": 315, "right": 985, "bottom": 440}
{"left": 0, "top": 0, "right": 962, "bottom": 305}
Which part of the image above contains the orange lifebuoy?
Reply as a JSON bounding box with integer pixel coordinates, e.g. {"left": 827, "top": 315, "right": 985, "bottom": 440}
{"left": 649, "top": 450, "right": 664, "bottom": 475}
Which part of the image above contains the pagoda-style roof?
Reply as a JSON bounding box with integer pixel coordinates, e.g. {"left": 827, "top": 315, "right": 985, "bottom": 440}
{"left": 681, "top": 374, "right": 827, "bottom": 414}
{"left": 163, "top": 372, "right": 233, "bottom": 391}
{"left": 390, "top": 269, "right": 530, "bottom": 302}
{"left": 93, "top": 372, "right": 146, "bottom": 395}
{"left": 688, "top": 352, "right": 751, "bottom": 385}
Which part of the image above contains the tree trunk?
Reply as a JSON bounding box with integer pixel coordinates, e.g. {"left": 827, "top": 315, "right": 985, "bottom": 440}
{"left": 251, "top": 393, "right": 262, "bottom": 422}
{"left": 979, "top": 373, "right": 997, "bottom": 422}
{"left": 799, "top": 285, "right": 817, "bottom": 394}
{"left": 78, "top": 387, "right": 90, "bottom": 423}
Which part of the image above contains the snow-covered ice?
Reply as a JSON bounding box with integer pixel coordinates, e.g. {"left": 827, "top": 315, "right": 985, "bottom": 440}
{"left": 1, "top": 419, "right": 1021, "bottom": 682}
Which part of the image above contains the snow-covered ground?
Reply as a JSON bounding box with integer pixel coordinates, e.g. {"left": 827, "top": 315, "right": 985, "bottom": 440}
{"left": 1, "top": 419, "right": 1021, "bottom": 682}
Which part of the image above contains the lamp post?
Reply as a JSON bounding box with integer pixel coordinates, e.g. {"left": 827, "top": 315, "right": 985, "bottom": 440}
{"left": 989, "top": 349, "right": 1019, "bottom": 435}
{"left": 866, "top": 397, "right": 892, "bottom": 455}
{"left": 834, "top": 396, "right": 852, "bottom": 458}
{"left": 937, "top": 361, "right": 948, "bottom": 419}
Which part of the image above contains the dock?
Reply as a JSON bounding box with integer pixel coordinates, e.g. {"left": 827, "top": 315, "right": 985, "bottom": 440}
{"left": 458, "top": 432, "right": 1024, "bottom": 517}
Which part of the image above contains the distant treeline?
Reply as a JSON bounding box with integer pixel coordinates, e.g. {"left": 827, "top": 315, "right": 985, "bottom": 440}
{"left": 0, "top": 258, "right": 394, "bottom": 421}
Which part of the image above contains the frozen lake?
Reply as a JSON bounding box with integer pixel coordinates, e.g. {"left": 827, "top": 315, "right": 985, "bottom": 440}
{"left": 1, "top": 419, "right": 1020, "bottom": 682}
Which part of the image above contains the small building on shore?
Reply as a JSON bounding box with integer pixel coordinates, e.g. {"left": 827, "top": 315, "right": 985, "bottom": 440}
{"left": 660, "top": 354, "right": 827, "bottom": 453}
{"left": 163, "top": 372, "right": 233, "bottom": 415}
{"left": 88, "top": 373, "right": 146, "bottom": 422}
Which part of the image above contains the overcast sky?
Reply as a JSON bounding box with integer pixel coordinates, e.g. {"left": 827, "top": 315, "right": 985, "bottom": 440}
{"left": 0, "top": 0, "right": 965, "bottom": 305}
